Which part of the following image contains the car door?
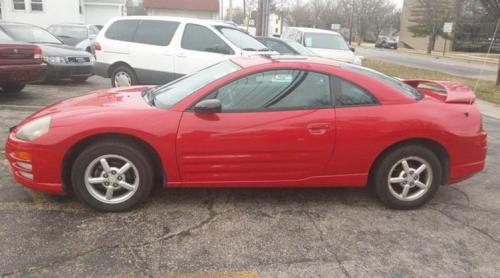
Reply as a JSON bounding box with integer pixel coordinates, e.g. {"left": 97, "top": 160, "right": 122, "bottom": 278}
{"left": 174, "top": 23, "right": 235, "bottom": 76}
{"left": 128, "top": 20, "right": 179, "bottom": 84}
{"left": 177, "top": 69, "right": 336, "bottom": 184}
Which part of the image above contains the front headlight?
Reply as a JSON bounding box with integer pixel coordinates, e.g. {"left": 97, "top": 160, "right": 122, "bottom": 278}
{"left": 42, "top": 56, "right": 67, "bottom": 65}
{"left": 15, "top": 116, "right": 52, "bottom": 141}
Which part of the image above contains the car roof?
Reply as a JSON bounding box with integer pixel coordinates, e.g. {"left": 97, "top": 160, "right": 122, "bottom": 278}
{"left": 109, "top": 16, "right": 235, "bottom": 27}
{"left": 48, "top": 23, "right": 91, "bottom": 27}
{"left": 231, "top": 55, "right": 340, "bottom": 68}
{"left": 288, "top": 27, "right": 341, "bottom": 35}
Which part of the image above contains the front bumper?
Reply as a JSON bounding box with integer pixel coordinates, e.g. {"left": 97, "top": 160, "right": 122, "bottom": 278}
{"left": 5, "top": 133, "right": 65, "bottom": 195}
{"left": 46, "top": 63, "right": 93, "bottom": 80}
{"left": 0, "top": 63, "right": 47, "bottom": 84}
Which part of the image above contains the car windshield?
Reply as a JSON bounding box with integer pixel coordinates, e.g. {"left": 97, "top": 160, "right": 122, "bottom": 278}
{"left": 151, "top": 60, "right": 242, "bottom": 109}
{"left": 304, "top": 32, "right": 350, "bottom": 50}
{"left": 286, "top": 40, "right": 317, "bottom": 56}
{"left": 216, "top": 26, "right": 268, "bottom": 51}
{"left": 48, "top": 25, "right": 88, "bottom": 41}
{"left": 0, "top": 30, "right": 13, "bottom": 42}
{"left": 342, "top": 63, "right": 423, "bottom": 100}
{"left": 2, "top": 24, "right": 62, "bottom": 44}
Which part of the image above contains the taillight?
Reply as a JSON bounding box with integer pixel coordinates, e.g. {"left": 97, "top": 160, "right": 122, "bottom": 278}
{"left": 94, "top": 41, "right": 102, "bottom": 51}
{"left": 34, "top": 47, "right": 42, "bottom": 60}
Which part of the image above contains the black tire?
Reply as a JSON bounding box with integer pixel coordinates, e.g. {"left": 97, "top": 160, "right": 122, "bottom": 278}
{"left": 110, "top": 65, "right": 138, "bottom": 88}
{"left": 71, "top": 76, "right": 89, "bottom": 83}
{"left": 372, "top": 145, "right": 442, "bottom": 210}
{"left": 1, "top": 83, "right": 26, "bottom": 93}
{"left": 71, "top": 140, "right": 154, "bottom": 212}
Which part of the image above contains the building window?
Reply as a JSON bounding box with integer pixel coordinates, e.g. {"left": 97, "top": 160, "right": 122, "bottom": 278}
{"left": 13, "top": 0, "right": 26, "bottom": 10}
{"left": 31, "top": 0, "right": 43, "bottom": 11}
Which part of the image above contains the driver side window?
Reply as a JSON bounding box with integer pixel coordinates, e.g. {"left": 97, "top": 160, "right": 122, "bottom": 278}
{"left": 208, "top": 70, "right": 332, "bottom": 112}
{"left": 182, "top": 24, "right": 234, "bottom": 55}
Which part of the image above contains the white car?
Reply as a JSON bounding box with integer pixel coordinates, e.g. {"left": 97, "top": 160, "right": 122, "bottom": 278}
{"left": 93, "top": 16, "right": 274, "bottom": 87}
{"left": 47, "top": 24, "right": 100, "bottom": 54}
{"left": 282, "top": 27, "right": 362, "bottom": 65}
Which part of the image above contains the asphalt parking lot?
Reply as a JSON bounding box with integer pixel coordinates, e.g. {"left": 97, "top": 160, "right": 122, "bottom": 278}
{"left": 1, "top": 77, "right": 499, "bottom": 277}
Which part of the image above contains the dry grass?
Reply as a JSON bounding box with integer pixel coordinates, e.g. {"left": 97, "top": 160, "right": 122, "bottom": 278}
{"left": 363, "top": 59, "right": 500, "bottom": 104}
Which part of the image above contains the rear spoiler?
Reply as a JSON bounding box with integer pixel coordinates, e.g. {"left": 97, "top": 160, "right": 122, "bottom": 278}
{"left": 403, "top": 79, "right": 476, "bottom": 104}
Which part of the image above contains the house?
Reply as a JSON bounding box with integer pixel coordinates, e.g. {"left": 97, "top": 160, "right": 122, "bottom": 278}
{"left": 0, "top": 0, "right": 126, "bottom": 27}
{"left": 143, "top": 0, "right": 219, "bottom": 19}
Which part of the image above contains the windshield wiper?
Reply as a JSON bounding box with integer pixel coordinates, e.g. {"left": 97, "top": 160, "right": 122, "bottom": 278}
{"left": 258, "top": 48, "right": 270, "bottom": 52}
{"left": 242, "top": 47, "right": 257, "bottom": 51}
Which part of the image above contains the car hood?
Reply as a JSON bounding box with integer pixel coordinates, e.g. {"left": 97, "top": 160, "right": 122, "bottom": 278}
{"left": 26, "top": 86, "right": 154, "bottom": 122}
{"left": 37, "top": 43, "right": 92, "bottom": 57}
{"left": 309, "top": 48, "right": 355, "bottom": 63}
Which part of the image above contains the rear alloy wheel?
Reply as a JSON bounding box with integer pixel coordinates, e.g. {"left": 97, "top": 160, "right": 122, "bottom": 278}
{"left": 1, "top": 83, "right": 26, "bottom": 93}
{"left": 111, "top": 66, "right": 137, "bottom": 88}
{"left": 71, "top": 140, "right": 154, "bottom": 212}
{"left": 373, "top": 145, "right": 442, "bottom": 209}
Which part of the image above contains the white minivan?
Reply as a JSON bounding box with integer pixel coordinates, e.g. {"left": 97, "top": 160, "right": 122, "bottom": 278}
{"left": 282, "top": 27, "right": 362, "bottom": 65}
{"left": 93, "top": 16, "right": 273, "bottom": 87}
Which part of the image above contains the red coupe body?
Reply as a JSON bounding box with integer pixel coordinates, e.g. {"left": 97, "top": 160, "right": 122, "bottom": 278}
{"left": 6, "top": 56, "right": 487, "bottom": 195}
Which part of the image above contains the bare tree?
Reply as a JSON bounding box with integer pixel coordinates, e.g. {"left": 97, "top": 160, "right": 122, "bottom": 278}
{"left": 407, "top": 0, "right": 454, "bottom": 54}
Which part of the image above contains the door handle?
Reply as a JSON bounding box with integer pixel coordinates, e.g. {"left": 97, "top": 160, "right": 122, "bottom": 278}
{"left": 307, "top": 123, "right": 330, "bottom": 135}
{"left": 176, "top": 52, "right": 187, "bottom": 58}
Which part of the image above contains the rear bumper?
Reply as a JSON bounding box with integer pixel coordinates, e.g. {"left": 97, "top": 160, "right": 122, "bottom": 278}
{"left": 5, "top": 133, "right": 65, "bottom": 195}
{"left": 0, "top": 63, "right": 47, "bottom": 84}
{"left": 47, "top": 64, "right": 93, "bottom": 80}
{"left": 446, "top": 131, "right": 487, "bottom": 185}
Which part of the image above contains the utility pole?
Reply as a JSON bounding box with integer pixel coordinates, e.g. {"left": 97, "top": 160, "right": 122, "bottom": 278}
{"left": 256, "top": 0, "right": 263, "bottom": 36}
{"left": 243, "top": 0, "right": 248, "bottom": 31}
{"left": 228, "top": 0, "right": 233, "bottom": 21}
{"left": 262, "top": 0, "right": 270, "bottom": 37}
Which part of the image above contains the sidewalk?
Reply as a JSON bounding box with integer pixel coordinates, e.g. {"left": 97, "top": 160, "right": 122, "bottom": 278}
{"left": 359, "top": 44, "right": 499, "bottom": 65}
{"left": 476, "top": 99, "right": 500, "bottom": 120}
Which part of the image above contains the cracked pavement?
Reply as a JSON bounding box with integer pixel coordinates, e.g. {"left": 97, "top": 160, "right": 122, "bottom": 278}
{"left": 1, "top": 77, "right": 499, "bottom": 277}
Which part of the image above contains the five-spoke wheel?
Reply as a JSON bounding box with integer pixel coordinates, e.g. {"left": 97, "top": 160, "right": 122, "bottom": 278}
{"left": 72, "top": 140, "right": 154, "bottom": 212}
{"left": 373, "top": 145, "right": 442, "bottom": 210}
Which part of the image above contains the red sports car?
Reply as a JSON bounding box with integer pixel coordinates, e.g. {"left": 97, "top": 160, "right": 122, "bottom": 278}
{"left": 5, "top": 56, "right": 487, "bottom": 211}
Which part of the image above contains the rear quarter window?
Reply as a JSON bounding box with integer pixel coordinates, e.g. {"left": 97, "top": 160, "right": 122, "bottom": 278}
{"left": 105, "top": 20, "right": 139, "bottom": 42}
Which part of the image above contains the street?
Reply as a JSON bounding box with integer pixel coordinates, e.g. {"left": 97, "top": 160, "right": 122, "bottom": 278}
{"left": 1, "top": 78, "right": 499, "bottom": 277}
{"left": 357, "top": 47, "right": 498, "bottom": 81}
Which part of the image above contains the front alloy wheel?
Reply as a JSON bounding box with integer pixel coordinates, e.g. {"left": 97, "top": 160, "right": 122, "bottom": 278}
{"left": 72, "top": 140, "right": 154, "bottom": 211}
{"left": 84, "top": 154, "right": 139, "bottom": 204}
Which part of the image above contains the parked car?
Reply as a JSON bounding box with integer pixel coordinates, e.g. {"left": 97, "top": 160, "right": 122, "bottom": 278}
{"left": 375, "top": 36, "right": 398, "bottom": 49}
{"left": 6, "top": 56, "right": 486, "bottom": 212}
{"left": 256, "top": 36, "right": 317, "bottom": 56}
{"left": 47, "top": 23, "right": 101, "bottom": 53}
{"left": 0, "top": 30, "right": 47, "bottom": 93}
{"left": 93, "top": 16, "right": 274, "bottom": 87}
{"left": 282, "top": 27, "right": 362, "bottom": 65}
{"left": 0, "top": 22, "right": 95, "bottom": 82}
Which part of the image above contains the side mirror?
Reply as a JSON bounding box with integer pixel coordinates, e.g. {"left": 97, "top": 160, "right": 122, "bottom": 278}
{"left": 194, "top": 99, "right": 222, "bottom": 113}
{"left": 349, "top": 47, "right": 355, "bottom": 52}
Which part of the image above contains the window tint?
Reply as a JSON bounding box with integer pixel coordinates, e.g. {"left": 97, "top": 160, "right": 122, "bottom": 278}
{"left": 182, "top": 24, "right": 233, "bottom": 54}
{"left": 134, "top": 20, "right": 179, "bottom": 46}
{"left": 105, "top": 20, "right": 139, "bottom": 42}
{"left": 211, "top": 70, "right": 331, "bottom": 111}
{"left": 216, "top": 26, "right": 267, "bottom": 51}
{"left": 152, "top": 60, "right": 241, "bottom": 109}
{"left": 2, "top": 24, "right": 61, "bottom": 44}
{"left": 335, "top": 78, "right": 377, "bottom": 106}
{"left": 341, "top": 63, "right": 423, "bottom": 100}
